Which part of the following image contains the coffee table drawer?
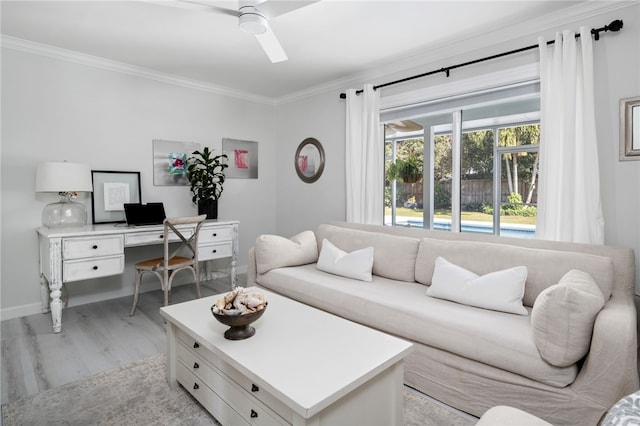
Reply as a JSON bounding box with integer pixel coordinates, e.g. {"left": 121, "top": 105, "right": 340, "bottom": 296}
{"left": 177, "top": 363, "right": 249, "bottom": 426}
{"left": 177, "top": 341, "right": 289, "bottom": 425}
{"left": 176, "top": 330, "right": 293, "bottom": 422}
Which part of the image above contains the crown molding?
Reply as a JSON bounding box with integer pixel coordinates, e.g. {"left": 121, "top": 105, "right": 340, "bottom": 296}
{"left": 2, "top": 0, "right": 634, "bottom": 107}
{"left": 1, "top": 35, "right": 277, "bottom": 106}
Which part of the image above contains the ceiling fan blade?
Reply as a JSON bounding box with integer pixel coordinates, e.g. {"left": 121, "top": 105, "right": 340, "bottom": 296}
{"left": 258, "top": 0, "right": 320, "bottom": 19}
{"left": 174, "top": 0, "right": 239, "bottom": 16}
{"left": 255, "top": 28, "right": 287, "bottom": 63}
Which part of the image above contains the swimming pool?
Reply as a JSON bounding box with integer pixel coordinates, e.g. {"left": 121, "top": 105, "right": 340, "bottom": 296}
{"left": 389, "top": 217, "right": 536, "bottom": 239}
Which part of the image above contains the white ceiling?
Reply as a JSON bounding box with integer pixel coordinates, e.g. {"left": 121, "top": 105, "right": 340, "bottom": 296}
{"left": 1, "top": 1, "right": 589, "bottom": 102}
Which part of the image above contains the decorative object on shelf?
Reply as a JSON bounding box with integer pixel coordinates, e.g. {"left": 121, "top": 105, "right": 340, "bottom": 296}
{"left": 619, "top": 96, "right": 640, "bottom": 161}
{"left": 295, "top": 137, "right": 325, "bottom": 183}
{"left": 211, "top": 288, "right": 267, "bottom": 340}
{"left": 35, "top": 161, "right": 93, "bottom": 228}
{"left": 153, "top": 139, "right": 200, "bottom": 185}
{"left": 187, "top": 146, "right": 228, "bottom": 219}
{"left": 90, "top": 170, "right": 141, "bottom": 224}
{"left": 222, "top": 138, "right": 259, "bottom": 178}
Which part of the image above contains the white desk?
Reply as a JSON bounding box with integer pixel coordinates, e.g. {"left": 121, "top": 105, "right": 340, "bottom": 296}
{"left": 37, "top": 219, "right": 239, "bottom": 333}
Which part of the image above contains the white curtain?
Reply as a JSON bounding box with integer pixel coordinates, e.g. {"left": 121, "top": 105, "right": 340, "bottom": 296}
{"left": 345, "top": 84, "right": 383, "bottom": 224}
{"left": 536, "top": 27, "right": 604, "bottom": 244}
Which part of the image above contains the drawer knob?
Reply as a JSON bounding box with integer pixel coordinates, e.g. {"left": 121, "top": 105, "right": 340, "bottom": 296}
{"left": 193, "top": 362, "right": 199, "bottom": 369}
{"left": 213, "top": 233, "right": 217, "bottom": 237}
{"left": 251, "top": 384, "right": 259, "bottom": 392}
{"left": 193, "top": 342, "right": 199, "bottom": 349}
{"left": 92, "top": 245, "right": 98, "bottom": 249}
{"left": 212, "top": 249, "right": 217, "bottom": 253}
{"left": 159, "top": 235, "right": 164, "bottom": 239}
{"left": 193, "top": 383, "right": 199, "bottom": 390}
{"left": 92, "top": 266, "right": 98, "bottom": 270}
{"left": 250, "top": 410, "right": 258, "bottom": 418}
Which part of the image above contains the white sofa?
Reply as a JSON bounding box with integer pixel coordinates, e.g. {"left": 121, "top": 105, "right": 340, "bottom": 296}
{"left": 247, "top": 221, "right": 639, "bottom": 425}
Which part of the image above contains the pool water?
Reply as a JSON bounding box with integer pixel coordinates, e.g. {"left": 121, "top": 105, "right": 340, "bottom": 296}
{"left": 391, "top": 217, "right": 536, "bottom": 239}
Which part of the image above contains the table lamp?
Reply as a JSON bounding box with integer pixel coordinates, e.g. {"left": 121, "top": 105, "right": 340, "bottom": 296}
{"left": 35, "top": 161, "right": 93, "bottom": 227}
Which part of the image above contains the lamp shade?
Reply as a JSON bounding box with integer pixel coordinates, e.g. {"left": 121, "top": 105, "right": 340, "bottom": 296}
{"left": 35, "top": 162, "right": 93, "bottom": 193}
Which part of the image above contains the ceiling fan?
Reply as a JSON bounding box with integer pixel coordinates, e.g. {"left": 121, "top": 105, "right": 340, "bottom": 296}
{"left": 179, "top": 0, "right": 320, "bottom": 63}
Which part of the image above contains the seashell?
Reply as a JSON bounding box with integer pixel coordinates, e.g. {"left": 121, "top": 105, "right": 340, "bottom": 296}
{"left": 246, "top": 295, "right": 263, "bottom": 309}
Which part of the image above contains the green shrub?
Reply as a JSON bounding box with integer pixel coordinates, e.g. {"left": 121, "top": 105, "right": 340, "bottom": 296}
{"left": 434, "top": 183, "right": 451, "bottom": 209}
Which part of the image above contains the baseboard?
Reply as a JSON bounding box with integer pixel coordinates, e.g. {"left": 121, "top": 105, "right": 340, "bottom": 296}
{"left": 1, "top": 302, "right": 44, "bottom": 321}
{"left": 0, "top": 267, "right": 249, "bottom": 321}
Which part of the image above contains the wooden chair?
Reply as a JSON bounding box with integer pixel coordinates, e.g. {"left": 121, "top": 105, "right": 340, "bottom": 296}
{"left": 130, "top": 214, "right": 207, "bottom": 316}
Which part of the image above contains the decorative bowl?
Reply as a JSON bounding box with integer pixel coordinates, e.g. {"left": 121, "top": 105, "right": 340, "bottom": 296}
{"left": 211, "top": 304, "right": 267, "bottom": 340}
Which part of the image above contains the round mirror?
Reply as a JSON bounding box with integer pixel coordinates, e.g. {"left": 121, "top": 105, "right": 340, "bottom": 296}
{"left": 295, "top": 138, "right": 325, "bottom": 183}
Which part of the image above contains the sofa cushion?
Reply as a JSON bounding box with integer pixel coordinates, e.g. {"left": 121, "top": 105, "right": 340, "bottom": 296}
{"left": 415, "top": 238, "right": 614, "bottom": 306}
{"left": 427, "top": 257, "right": 528, "bottom": 315}
{"left": 257, "top": 264, "right": 577, "bottom": 387}
{"left": 531, "top": 269, "right": 605, "bottom": 367}
{"left": 254, "top": 231, "right": 318, "bottom": 274}
{"left": 316, "top": 239, "right": 374, "bottom": 282}
{"left": 316, "top": 224, "right": 420, "bottom": 282}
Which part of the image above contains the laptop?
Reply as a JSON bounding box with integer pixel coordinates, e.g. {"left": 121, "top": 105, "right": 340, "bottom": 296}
{"left": 123, "top": 203, "right": 166, "bottom": 226}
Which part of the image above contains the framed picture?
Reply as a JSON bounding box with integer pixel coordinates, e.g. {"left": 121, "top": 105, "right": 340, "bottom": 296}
{"left": 620, "top": 96, "right": 640, "bottom": 161}
{"left": 223, "top": 138, "right": 258, "bottom": 179}
{"left": 91, "top": 170, "right": 141, "bottom": 224}
{"left": 153, "top": 139, "right": 200, "bottom": 185}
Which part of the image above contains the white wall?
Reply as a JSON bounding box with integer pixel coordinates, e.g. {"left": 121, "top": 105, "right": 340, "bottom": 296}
{"left": 1, "top": 48, "right": 278, "bottom": 318}
{"left": 274, "top": 3, "right": 640, "bottom": 291}
{"left": 274, "top": 91, "right": 346, "bottom": 238}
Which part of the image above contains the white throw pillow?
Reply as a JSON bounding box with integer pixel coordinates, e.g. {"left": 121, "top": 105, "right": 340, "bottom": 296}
{"left": 316, "top": 239, "right": 374, "bottom": 282}
{"left": 427, "top": 257, "right": 528, "bottom": 315}
{"left": 531, "top": 269, "right": 605, "bottom": 367}
{"left": 254, "top": 231, "right": 318, "bottom": 274}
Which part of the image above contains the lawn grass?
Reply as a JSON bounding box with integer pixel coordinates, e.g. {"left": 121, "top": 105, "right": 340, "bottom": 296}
{"left": 385, "top": 207, "right": 536, "bottom": 225}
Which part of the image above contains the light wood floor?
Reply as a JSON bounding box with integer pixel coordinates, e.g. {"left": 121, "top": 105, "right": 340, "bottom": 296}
{"left": 1, "top": 277, "right": 241, "bottom": 406}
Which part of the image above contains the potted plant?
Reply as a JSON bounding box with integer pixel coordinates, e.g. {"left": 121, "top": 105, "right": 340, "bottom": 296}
{"left": 186, "top": 147, "right": 228, "bottom": 219}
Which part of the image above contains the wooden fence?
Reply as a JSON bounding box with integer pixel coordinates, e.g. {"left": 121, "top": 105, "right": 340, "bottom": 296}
{"left": 398, "top": 179, "right": 537, "bottom": 206}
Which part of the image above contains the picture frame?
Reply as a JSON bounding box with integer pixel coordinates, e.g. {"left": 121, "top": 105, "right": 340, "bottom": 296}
{"left": 222, "top": 138, "right": 259, "bottom": 179}
{"left": 153, "top": 139, "right": 200, "bottom": 185}
{"left": 91, "top": 170, "right": 141, "bottom": 224}
{"left": 619, "top": 96, "right": 640, "bottom": 161}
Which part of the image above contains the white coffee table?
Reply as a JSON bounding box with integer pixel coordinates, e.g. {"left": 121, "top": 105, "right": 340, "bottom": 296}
{"left": 160, "top": 287, "right": 413, "bottom": 426}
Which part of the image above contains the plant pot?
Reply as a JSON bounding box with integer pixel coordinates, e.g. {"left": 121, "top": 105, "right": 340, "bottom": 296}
{"left": 198, "top": 200, "right": 218, "bottom": 220}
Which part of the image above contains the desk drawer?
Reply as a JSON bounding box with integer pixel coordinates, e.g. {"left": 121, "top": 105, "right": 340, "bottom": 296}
{"left": 63, "top": 235, "right": 123, "bottom": 260}
{"left": 63, "top": 254, "right": 124, "bottom": 282}
{"left": 124, "top": 230, "right": 193, "bottom": 247}
{"left": 199, "top": 226, "right": 233, "bottom": 244}
{"left": 198, "top": 242, "right": 232, "bottom": 261}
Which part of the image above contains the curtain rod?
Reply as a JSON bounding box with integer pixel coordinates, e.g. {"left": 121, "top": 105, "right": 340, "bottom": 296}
{"left": 339, "top": 19, "right": 623, "bottom": 99}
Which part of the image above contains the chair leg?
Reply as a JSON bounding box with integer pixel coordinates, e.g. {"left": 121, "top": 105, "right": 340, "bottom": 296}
{"left": 163, "top": 270, "right": 170, "bottom": 306}
{"left": 193, "top": 267, "right": 202, "bottom": 299}
{"left": 130, "top": 269, "right": 142, "bottom": 316}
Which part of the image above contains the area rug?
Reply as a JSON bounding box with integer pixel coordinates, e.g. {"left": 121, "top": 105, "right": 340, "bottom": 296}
{"left": 2, "top": 353, "right": 476, "bottom": 425}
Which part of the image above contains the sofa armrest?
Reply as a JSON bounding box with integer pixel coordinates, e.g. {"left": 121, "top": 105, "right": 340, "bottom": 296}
{"left": 247, "top": 246, "right": 258, "bottom": 286}
{"left": 573, "top": 293, "right": 638, "bottom": 406}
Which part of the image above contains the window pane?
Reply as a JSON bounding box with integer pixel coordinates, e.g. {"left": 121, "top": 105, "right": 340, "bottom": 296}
{"left": 434, "top": 133, "right": 452, "bottom": 231}
{"left": 384, "top": 134, "right": 424, "bottom": 228}
{"left": 461, "top": 129, "right": 494, "bottom": 235}
{"left": 499, "top": 151, "right": 538, "bottom": 238}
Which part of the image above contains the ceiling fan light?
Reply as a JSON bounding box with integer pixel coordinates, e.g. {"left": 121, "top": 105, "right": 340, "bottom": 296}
{"left": 239, "top": 11, "right": 268, "bottom": 35}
